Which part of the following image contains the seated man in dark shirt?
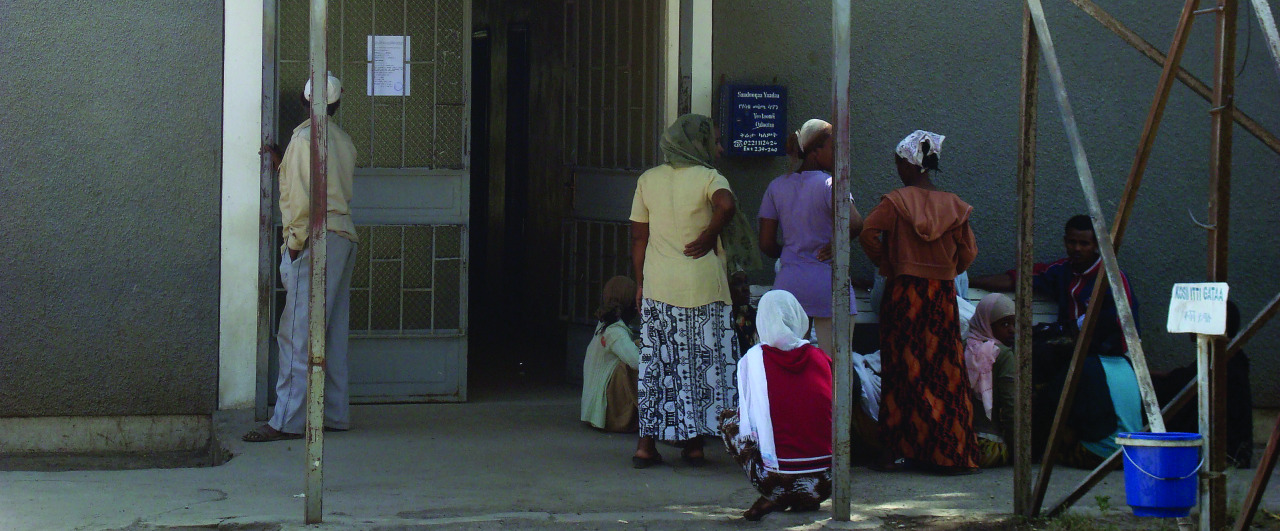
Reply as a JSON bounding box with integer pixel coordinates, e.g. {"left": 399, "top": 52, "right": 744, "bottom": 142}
{"left": 971, "top": 215, "right": 1143, "bottom": 468}
{"left": 971, "top": 214, "right": 1138, "bottom": 341}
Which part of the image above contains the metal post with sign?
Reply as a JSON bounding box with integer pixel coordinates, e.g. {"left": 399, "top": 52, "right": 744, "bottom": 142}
{"left": 1166, "top": 282, "right": 1230, "bottom": 529}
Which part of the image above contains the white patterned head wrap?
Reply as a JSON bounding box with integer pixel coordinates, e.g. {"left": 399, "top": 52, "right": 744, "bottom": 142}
{"left": 895, "top": 130, "right": 945, "bottom": 169}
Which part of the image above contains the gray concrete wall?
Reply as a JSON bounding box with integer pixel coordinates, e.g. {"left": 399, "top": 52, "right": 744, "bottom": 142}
{"left": 715, "top": 1, "right": 1280, "bottom": 406}
{"left": 0, "top": 1, "right": 224, "bottom": 416}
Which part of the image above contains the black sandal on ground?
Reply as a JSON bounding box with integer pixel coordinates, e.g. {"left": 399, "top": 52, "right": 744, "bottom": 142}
{"left": 631, "top": 452, "right": 664, "bottom": 469}
{"left": 743, "top": 496, "right": 779, "bottom": 521}
{"left": 680, "top": 438, "right": 706, "bottom": 467}
{"left": 679, "top": 450, "right": 706, "bottom": 467}
{"left": 241, "top": 424, "right": 302, "bottom": 443}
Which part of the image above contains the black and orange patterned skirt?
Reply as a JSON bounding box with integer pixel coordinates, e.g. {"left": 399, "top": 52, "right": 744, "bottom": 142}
{"left": 878, "top": 275, "right": 980, "bottom": 470}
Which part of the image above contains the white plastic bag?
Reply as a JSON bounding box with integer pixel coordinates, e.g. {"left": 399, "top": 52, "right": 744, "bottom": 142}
{"left": 851, "top": 351, "right": 882, "bottom": 421}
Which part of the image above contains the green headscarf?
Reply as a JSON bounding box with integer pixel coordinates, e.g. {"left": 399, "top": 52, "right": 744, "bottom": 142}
{"left": 659, "top": 114, "right": 763, "bottom": 272}
{"left": 660, "top": 114, "right": 718, "bottom": 168}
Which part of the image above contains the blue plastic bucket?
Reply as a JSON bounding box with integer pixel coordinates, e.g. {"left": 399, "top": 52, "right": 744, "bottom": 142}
{"left": 1116, "top": 432, "right": 1203, "bottom": 517}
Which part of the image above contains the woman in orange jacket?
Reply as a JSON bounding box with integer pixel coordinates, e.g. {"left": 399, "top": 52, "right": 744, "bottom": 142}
{"left": 859, "top": 130, "right": 980, "bottom": 475}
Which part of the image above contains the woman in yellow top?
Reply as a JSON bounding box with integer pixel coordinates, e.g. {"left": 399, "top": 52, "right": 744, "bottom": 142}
{"left": 629, "top": 114, "right": 739, "bottom": 468}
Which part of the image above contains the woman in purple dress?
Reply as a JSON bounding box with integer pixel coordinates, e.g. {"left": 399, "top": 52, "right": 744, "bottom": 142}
{"left": 757, "top": 119, "right": 861, "bottom": 350}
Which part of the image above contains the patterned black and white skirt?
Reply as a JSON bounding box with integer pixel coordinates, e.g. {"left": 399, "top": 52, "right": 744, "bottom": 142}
{"left": 638, "top": 299, "right": 738, "bottom": 440}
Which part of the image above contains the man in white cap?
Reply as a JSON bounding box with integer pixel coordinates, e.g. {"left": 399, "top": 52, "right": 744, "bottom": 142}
{"left": 244, "top": 73, "right": 359, "bottom": 442}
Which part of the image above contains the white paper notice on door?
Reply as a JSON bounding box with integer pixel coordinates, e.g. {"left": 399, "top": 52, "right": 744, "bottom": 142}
{"left": 367, "top": 35, "right": 410, "bottom": 96}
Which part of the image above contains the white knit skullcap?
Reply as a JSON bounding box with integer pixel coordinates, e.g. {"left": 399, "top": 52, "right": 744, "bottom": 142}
{"left": 796, "top": 119, "right": 832, "bottom": 153}
{"left": 303, "top": 72, "right": 343, "bottom": 104}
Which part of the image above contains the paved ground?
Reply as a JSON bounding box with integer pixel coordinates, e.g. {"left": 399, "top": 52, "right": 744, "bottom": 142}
{"left": 0, "top": 384, "right": 1275, "bottom": 530}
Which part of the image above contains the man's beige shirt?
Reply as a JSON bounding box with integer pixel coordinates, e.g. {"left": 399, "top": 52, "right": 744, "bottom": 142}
{"left": 279, "top": 119, "right": 358, "bottom": 251}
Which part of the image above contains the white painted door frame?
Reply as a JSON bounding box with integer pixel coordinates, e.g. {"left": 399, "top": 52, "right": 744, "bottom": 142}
{"left": 225, "top": 0, "right": 475, "bottom": 412}
{"left": 661, "top": 0, "right": 713, "bottom": 126}
{"left": 219, "top": 0, "right": 268, "bottom": 412}
{"left": 689, "top": 0, "right": 713, "bottom": 116}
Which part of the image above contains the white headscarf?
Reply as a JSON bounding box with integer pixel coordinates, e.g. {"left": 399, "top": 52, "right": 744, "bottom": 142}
{"left": 895, "top": 129, "right": 945, "bottom": 169}
{"left": 795, "top": 119, "right": 832, "bottom": 154}
{"left": 756, "top": 290, "right": 811, "bottom": 351}
{"left": 736, "top": 290, "right": 809, "bottom": 472}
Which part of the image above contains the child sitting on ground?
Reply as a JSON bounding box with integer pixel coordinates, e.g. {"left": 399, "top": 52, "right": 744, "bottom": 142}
{"left": 580, "top": 276, "right": 640, "bottom": 433}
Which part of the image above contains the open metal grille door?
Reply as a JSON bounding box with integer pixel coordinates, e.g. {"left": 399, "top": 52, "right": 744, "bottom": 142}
{"left": 559, "top": 0, "right": 662, "bottom": 324}
{"left": 273, "top": 0, "right": 470, "bottom": 402}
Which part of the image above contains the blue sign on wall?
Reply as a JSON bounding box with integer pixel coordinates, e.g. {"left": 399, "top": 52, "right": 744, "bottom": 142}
{"left": 719, "top": 84, "right": 787, "bottom": 156}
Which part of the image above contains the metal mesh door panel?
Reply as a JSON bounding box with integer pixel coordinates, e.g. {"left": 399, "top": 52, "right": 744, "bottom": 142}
{"left": 559, "top": 219, "right": 632, "bottom": 324}
{"left": 562, "top": 0, "right": 662, "bottom": 171}
{"left": 272, "top": 224, "right": 467, "bottom": 337}
{"left": 278, "top": 0, "right": 467, "bottom": 169}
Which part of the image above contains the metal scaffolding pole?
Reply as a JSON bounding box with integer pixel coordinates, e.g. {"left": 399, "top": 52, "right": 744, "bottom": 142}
{"left": 829, "top": 0, "right": 855, "bottom": 521}
{"left": 1235, "top": 412, "right": 1280, "bottom": 530}
{"left": 1030, "top": 0, "right": 1199, "bottom": 513}
{"left": 304, "top": 0, "right": 330, "bottom": 524}
{"left": 1205, "top": 1, "right": 1239, "bottom": 528}
{"left": 1066, "top": 0, "right": 1280, "bottom": 156}
{"left": 1250, "top": 0, "right": 1280, "bottom": 83}
{"left": 1013, "top": 3, "right": 1038, "bottom": 516}
{"left": 1024, "top": 0, "right": 1167, "bottom": 514}
{"left": 1023, "top": 0, "right": 1280, "bottom": 519}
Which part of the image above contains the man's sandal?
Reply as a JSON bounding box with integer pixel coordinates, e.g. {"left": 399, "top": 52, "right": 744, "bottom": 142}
{"left": 241, "top": 424, "right": 303, "bottom": 443}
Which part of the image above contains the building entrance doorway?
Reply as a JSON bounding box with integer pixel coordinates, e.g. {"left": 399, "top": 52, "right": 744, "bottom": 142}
{"left": 266, "top": 0, "right": 472, "bottom": 404}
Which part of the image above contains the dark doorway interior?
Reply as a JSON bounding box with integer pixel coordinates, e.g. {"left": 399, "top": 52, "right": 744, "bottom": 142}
{"left": 468, "top": 27, "right": 493, "bottom": 386}
{"left": 469, "top": 27, "right": 492, "bottom": 325}
{"left": 502, "top": 23, "right": 531, "bottom": 310}
{"left": 498, "top": 23, "right": 554, "bottom": 381}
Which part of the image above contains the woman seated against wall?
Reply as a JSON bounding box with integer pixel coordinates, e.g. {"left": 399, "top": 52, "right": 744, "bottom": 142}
{"left": 719, "top": 290, "right": 833, "bottom": 521}
{"left": 964, "top": 293, "right": 1017, "bottom": 467}
{"left": 580, "top": 276, "right": 641, "bottom": 433}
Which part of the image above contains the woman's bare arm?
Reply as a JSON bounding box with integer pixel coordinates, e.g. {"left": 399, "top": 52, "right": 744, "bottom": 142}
{"left": 684, "top": 189, "right": 736, "bottom": 258}
{"left": 758, "top": 218, "right": 782, "bottom": 259}
{"left": 631, "top": 221, "right": 649, "bottom": 307}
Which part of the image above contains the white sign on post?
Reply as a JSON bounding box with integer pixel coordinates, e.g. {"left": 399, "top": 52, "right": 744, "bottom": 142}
{"left": 1166, "top": 282, "right": 1230, "bottom": 335}
{"left": 366, "top": 35, "right": 410, "bottom": 96}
